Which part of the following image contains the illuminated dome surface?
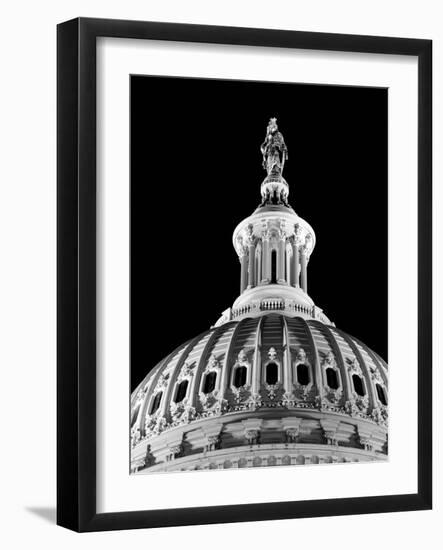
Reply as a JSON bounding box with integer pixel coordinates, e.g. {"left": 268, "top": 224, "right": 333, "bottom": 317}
{"left": 130, "top": 118, "right": 388, "bottom": 472}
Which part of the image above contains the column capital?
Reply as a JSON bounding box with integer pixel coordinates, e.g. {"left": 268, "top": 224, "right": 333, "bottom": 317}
{"left": 261, "top": 227, "right": 271, "bottom": 241}
{"left": 238, "top": 246, "right": 248, "bottom": 260}
{"left": 293, "top": 223, "right": 303, "bottom": 244}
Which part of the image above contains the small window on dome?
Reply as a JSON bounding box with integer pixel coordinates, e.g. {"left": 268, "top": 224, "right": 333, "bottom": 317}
{"left": 203, "top": 371, "right": 217, "bottom": 394}
{"left": 131, "top": 404, "right": 140, "bottom": 427}
{"left": 233, "top": 365, "right": 247, "bottom": 388}
{"left": 352, "top": 374, "right": 365, "bottom": 396}
{"left": 174, "top": 380, "right": 189, "bottom": 403}
{"left": 326, "top": 367, "right": 339, "bottom": 390}
{"left": 266, "top": 362, "right": 278, "bottom": 385}
{"left": 297, "top": 363, "right": 310, "bottom": 386}
{"left": 376, "top": 383, "right": 388, "bottom": 405}
{"left": 149, "top": 391, "right": 162, "bottom": 414}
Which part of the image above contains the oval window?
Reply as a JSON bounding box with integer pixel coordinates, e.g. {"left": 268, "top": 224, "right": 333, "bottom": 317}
{"left": 352, "top": 374, "right": 365, "bottom": 396}
{"left": 326, "top": 367, "right": 339, "bottom": 390}
{"left": 376, "top": 383, "right": 387, "bottom": 405}
{"left": 233, "top": 365, "right": 247, "bottom": 388}
{"left": 266, "top": 362, "right": 278, "bottom": 385}
{"left": 203, "top": 371, "right": 217, "bottom": 394}
{"left": 174, "top": 380, "right": 189, "bottom": 403}
{"left": 149, "top": 391, "right": 163, "bottom": 414}
{"left": 297, "top": 363, "right": 310, "bottom": 386}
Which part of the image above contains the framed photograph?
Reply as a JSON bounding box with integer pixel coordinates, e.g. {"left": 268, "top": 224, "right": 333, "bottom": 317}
{"left": 57, "top": 17, "right": 432, "bottom": 532}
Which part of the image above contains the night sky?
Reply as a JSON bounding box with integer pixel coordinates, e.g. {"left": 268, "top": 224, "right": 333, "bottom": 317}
{"left": 131, "top": 75, "right": 387, "bottom": 391}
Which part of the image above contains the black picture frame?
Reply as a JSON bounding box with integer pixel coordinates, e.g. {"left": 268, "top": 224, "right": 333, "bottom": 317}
{"left": 57, "top": 17, "right": 432, "bottom": 532}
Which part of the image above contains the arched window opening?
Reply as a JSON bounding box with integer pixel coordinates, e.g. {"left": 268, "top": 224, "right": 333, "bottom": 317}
{"left": 326, "top": 367, "right": 339, "bottom": 390}
{"left": 297, "top": 363, "right": 310, "bottom": 386}
{"left": 203, "top": 371, "right": 217, "bottom": 394}
{"left": 352, "top": 374, "right": 365, "bottom": 396}
{"left": 376, "top": 383, "right": 387, "bottom": 405}
{"left": 149, "top": 391, "right": 162, "bottom": 414}
{"left": 174, "top": 380, "right": 189, "bottom": 403}
{"left": 266, "top": 362, "right": 278, "bottom": 385}
{"left": 131, "top": 404, "right": 140, "bottom": 427}
{"left": 233, "top": 365, "right": 247, "bottom": 388}
{"left": 271, "top": 249, "right": 277, "bottom": 284}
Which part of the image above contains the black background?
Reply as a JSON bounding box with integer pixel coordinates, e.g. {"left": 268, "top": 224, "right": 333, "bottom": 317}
{"left": 131, "top": 75, "right": 387, "bottom": 391}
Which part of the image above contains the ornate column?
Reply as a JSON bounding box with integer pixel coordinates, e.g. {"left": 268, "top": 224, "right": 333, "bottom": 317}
{"left": 262, "top": 232, "right": 270, "bottom": 283}
{"left": 291, "top": 239, "right": 300, "bottom": 288}
{"left": 300, "top": 245, "right": 308, "bottom": 293}
{"left": 256, "top": 242, "right": 262, "bottom": 285}
{"left": 286, "top": 245, "right": 291, "bottom": 285}
{"left": 247, "top": 240, "right": 256, "bottom": 288}
{"left": 240, "top": 249, "right": 248, "bottom": 293}
{"left": 277, "top": 237, "right": 285, "bottom": 283}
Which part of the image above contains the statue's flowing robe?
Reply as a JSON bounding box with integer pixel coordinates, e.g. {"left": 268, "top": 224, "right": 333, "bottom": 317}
{"left": 261, "top": 131, "right": 287, "bottom": 175}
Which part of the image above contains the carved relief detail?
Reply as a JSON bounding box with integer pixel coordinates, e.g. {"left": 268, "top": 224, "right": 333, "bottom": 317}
{"left": 245, "top": 429, "right": 260, "bottom": 445}
{"left": 154, "top": 372, "right": 170, "bottom": 393}
{"left": 177, "top": 361, "right": 195, "bottom": 383}
{"left": 285, "top": 427, "right": 300, "bottom": 443}
{"left": 346, "top": 357, "right": 363, "bottom": 376}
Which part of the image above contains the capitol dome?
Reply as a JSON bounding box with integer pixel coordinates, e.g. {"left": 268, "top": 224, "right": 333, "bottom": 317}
{"left": 130, "top": 118, "right": 388, "bottom": 473}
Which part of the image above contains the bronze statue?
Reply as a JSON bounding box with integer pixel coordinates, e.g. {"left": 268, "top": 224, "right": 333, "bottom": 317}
{"left": 260, "top": 117, "right": 288, "bottom": 177}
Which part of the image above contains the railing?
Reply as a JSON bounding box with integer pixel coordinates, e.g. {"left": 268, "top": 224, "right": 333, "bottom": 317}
{"left": 231, "top": 304, "right": 252, "bottom": 319}
{"left": 229, "top": 300, "right": 333, "bottom": 325}
{"left": 286, "top": 302, "right": 312, "bottom": 316}
{"left": 260, "top": 299, "right": 284, "bottom": 311}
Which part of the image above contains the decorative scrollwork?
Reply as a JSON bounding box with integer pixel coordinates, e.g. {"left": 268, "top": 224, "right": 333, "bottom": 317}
{"left": 154, "top": 372, "right": 170, "bottom": 392}
{"left": 247, "top": 392, "right": 263, "bottom": 410}
{"left": 177, "top": 361, "right": 195, "bottom": 382}
{"left": 346, "top": 357, "right": 363, "bottom": 376}
{"left": 285, "top": 427, "right": 299, "bottom": 443}
{"left": 170, "top": 399, "right": 196, "bottom": 425}
{"left": 135, "top": 388, "right": 146, "bottom": 402}
{"left": 371, "top": 404, "right": 388, "bottom": 425}
{"left": 205, "top": 353, "right": 220, "bottom": 372}
{"left": 245, "top": 429, "right": 260, "bottom": 445}
{"left": 296, "top": 347, "right": 307, "bottom": 362}
{"left": 322, "top": 351, "right": 336, "bottom": 367}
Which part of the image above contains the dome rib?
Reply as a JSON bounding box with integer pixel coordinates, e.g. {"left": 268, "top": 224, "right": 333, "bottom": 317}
{"left": 335, "top": 327, "right": 377, "bottom": 410}
{"left": 219, "top": 320, "right": 245, "bottom": 399}
{"left": 352, "top": 335, "right": 388, "bottom": 386}
{"left": 298, "top": 316, "right": 324, "bottom": 399}
{"left": 282, "top": 316, "right": 293, "bottom": 391}
{"left": 252, "top": 315, "right": 265, "bottom": 394}
{"left": 312, "top": 320, "right": 352, "bottom": 402}
{"left": 134, "top": 343, "right": 185, "bottom": 410}
{"left": 162, "top": 330, "right": 210, "bottom": 421}
{"left": 193, "top": 324, "right": 228, "bottom": 399}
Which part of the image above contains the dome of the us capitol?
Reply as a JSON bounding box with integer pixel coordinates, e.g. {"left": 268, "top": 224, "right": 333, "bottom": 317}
{"left": 130, "top": 118, "right": 388, "bottom": 473}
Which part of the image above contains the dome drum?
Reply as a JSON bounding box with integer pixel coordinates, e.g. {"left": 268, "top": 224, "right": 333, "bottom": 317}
{"left": 131, "top": 408, "right": 387, "bottom": 473}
